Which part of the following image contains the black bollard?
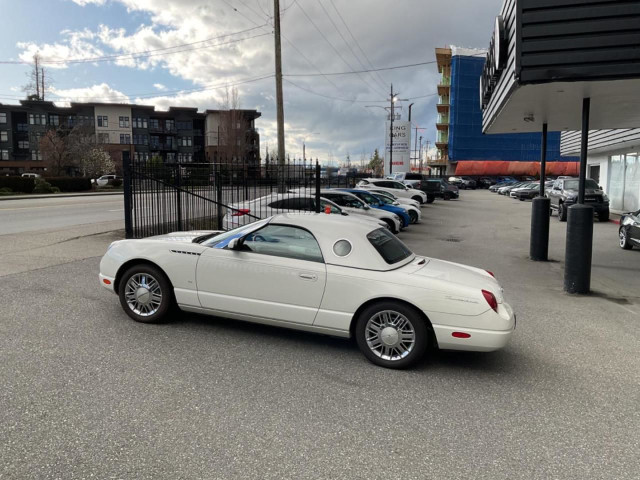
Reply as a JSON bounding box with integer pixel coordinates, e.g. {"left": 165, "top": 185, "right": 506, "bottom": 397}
{"left": 530, "top": 197, "right": 550, "bottom": 261}
{"left": 564, "top": 204, "right": 594, "bottom": 294}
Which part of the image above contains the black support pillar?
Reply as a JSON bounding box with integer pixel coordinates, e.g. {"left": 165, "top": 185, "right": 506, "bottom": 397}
{"left": 564, "top": 98, "right": 593, "bottom": 294}
{"left": 530, "top": 123, "right": 550, "bottom": 261}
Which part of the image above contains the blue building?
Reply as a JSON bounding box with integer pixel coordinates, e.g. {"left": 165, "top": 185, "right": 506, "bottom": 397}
{"left": 433, "top": 46, "right": 578, "bottom": 175}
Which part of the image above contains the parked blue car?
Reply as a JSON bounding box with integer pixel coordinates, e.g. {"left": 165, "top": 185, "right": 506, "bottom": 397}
{"left": 336, "top": 188, "right": 411, "bottom": 228}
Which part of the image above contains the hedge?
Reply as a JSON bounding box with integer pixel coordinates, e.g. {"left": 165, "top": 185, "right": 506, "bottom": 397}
{"left": 0, "top": 177, "right": 35, "bottom": 194}
{"left": 47, "top": 177, "right": 92, "bottom": 192}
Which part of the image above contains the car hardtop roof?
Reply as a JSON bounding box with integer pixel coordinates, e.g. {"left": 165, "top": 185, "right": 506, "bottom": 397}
{"left": 270, "top": 212, "right": 379, "bottom": 237}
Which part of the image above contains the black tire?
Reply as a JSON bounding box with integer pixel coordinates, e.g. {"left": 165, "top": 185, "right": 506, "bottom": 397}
{"left": 118, "top": 264, "right": 174, "bottom": 324}
{"left": 619, "top": 228, "right": 633, "bottom": 250}
{"left": 408, "top": 210, "right": 418, "bottom": 224}
{"left": 426, "top": 195, "right": 435, "bottom": 204}
{"left": 444, "top": 192, "right": 452, "bottom": 201}
{"left": 558, "top": 202, "right": 567, "bottom": 222}
{"left": 598, "top": 211, "right": 609, "bottom": 222}
{"left": 383, "top": 218, "right": 398, "bottom": 234}
{"left": 412, "top": 195, "right": 424, "bottom": 204}
{"left": 355, "top": 300, "right": 429, "bottom": 369}
{"left": 519, "top": 197, "right": 525, "bottom": 201}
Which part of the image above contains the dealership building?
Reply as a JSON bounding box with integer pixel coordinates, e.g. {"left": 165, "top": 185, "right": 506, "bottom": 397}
{"left": 432, "top": 46, "right": 578, "bottom": 176}
{"left": 561, "top": 129, "right": 640, "bottom": 213}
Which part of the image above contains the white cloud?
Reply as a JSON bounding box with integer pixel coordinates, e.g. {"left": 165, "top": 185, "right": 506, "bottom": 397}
{"left": 21, "top": 0, "right": 503, "bottom": 161}
{"left": 17, "top": 29, "right": 105, "bottom": 68}
{"left": 153, "top": 83, "right": 167, "bottom": 91}
{"left": 50, "top": 83, "right": 129, "bottom": 106}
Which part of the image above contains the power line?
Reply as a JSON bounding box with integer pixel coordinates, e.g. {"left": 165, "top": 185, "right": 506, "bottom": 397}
{"left": 0, "top": 74, "right": 274, "bottom": 103}
{"left": 293, "top": 0, "right": 386, "bottom": 97}
{"left": 328, "top": 0, "right": 389, "bottom": 88}
{"left": 285, "top": 60, "right": 438, "bottom": 76}
{"left": 315, "top": 0, "right": 387, "bottom": 93}
{"left": 0, "top": 25, "right": 270, "bottom": 65}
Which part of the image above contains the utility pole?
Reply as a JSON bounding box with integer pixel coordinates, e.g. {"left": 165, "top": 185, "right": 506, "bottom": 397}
{"left": 418, "top": 136, "right": 423, "bottom": 172}
{"left": 389, "top": 84, "right": 396, "bottom": 175}
{"left": 273, "top": 0, "right": 285, "bottom": 165}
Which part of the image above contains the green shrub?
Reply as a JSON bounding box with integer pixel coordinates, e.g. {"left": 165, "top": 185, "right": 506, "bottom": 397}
{"left": 33, "top": 178, "right": 57, "bottom": 194}
{"left": 0, "top": 177, "right": 35, "bottom": 193}
{"left": 47, "top": 177, "right": 92, "bottom": 192}
{"left": 0, "top": 187, "right": 12, "bottom": 193}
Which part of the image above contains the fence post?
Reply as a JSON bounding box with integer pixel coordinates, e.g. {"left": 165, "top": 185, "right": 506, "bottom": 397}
{"left": 123, "top": 153, "right": 133, "bottom": 238}
{"left": 216, "top": 163, "right": 224, "bottom": 230}
{"left": 315, "top": 160, "right": 321, "bottom": 213}
{"left": 175, "top": 164, "right": 183, "bottom": 231}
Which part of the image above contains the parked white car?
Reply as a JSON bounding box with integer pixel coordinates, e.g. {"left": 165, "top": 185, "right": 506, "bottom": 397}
{"left": 99, "top": 214, "right": 516, "bottom": 369}
{"left": 368, "top": 189, "right": 421, "bottom": 211}
{"left": 221, "top": 193, "right": 388, "bottom": 231}
{"left": 96, "top": 174, "right": 121, "bottom": 187}
{"left": 317, "top": 190, "right": 403, "bottom": 233}
{"left": 357, "top": 178, "right": 428, "bottom": 204}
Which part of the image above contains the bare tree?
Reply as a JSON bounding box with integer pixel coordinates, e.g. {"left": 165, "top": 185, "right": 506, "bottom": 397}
{"left": 40, "top": 125, "right": 99, "bottom": 176}
{"left": 22, "top": 53, "right": 52, "bottom": 101}
{"left": 217, "top": 86, "right": 244, "bottom": 161}
{"left": 39, "top": 129, "right": 68, "bottom": 176}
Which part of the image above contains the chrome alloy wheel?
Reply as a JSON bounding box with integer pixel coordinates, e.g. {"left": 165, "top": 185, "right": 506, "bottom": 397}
{"left": 125, "top": 273, "right": 162, "bottom": 316}
{"left": 620, "top": 229, "right": 627, "bottom": 248}
{"left": 365, "top": 310, "right": 416, "bottom": 361}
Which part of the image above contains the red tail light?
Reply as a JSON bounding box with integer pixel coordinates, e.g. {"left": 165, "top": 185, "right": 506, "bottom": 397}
{"left": 482, "top": 290, "right": 499, "bottom": 313}
{"left": 231, "top": 208, "right": 251, "bottom": 217}
{"left": 486, "top": 270, "right": 495, "bottom": 278}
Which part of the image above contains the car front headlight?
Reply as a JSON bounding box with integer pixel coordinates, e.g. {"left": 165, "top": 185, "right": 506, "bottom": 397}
{"left": 603, "top": 193, "right": 609, "bottom": 201}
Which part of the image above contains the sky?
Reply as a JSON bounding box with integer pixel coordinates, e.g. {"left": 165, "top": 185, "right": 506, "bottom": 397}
{"left": 0, "top": 0, "right": 502, "bottom": 165}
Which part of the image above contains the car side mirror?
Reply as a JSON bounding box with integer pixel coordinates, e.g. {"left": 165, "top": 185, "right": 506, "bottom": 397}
{"left": 341, "top": 211, "right": 349, "bottom": 216}
{"left": 363, "top": 204, "right": 371, "bottom": 210}
{"left": 227, "top": 238, "right": 241, "bottom": 250}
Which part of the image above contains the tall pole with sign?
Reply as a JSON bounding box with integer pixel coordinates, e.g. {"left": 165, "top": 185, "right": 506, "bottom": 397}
{"left": 389, "top": 84, "right": 395, "bottom": 174}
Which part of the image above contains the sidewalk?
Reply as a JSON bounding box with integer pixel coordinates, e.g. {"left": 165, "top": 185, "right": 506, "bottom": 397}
{"left": 0, "top": 190, "right": 123, "bottom": 201}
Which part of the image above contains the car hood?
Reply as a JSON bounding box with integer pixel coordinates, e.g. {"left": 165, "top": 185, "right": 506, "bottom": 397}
{"left": 406, "top": 257, "right": 503, "bottom": 302}
{"left": 148, "top": 230, "right": 223, "bottom": 243}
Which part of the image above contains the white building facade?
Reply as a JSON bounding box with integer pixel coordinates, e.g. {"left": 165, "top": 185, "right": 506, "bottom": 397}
{"left": 561, "top": 129, "right": 640, "bottom": 214}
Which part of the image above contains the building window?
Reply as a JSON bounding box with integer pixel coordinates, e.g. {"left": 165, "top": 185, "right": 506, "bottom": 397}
{"left": 133, "top": 117, "right": 148, "bottom": 129}
{"left": 98, "top": 133, "right": 110, "bottom": 144}
{"left": 29, "top": 113, "right": 47, "bottom": 125}
{"left": 166, "top": 137, "right": 173, "bottom": 148}
{"left": 30, "top": 132, "right": 43, "bottom": 144}
{"left": 16, "top": 123, "right": 28, "bottom": 132}
{"left": 97, "top": 115, "right": 109, "bottom": 127}
{"left": 165, "top": 119, "right": 175, "bottom": 131}
{"left": 236, "top": 122, "right": 241, "bottom": 129}
{"left": 150, "top": 136, "right": 160, "bottom": 148}
{"left": 18, "top": 140, "right": 29, "bottom": 149}
{"left": 49, "top": 114, "right": 60, "bottom": 126}
{"left": 176, "top": 120, "right": 192, "bottom": 130}
{"left": 119, "top": 116, "right": 130, "bottom": 128}
{"left": 178, "top": 153, "right": 193, "bottom": 162}
{"left": 166, "top": 152, "right": 176, "bottom": 162}
{"left": 0, "top": 112, "right": 6, "bottom": 124}
{"left": 120, "top": 134, "right": 131, "bottom": 144}
{"left": 134, "top": 152, "right": 150, "bottom": 162}
{"left": 0, "top": 150, "right": 8, "bottom": 160}
{"left": 179, "top": 136, "right": 192, "bottom": 147}
{"left": 0, "top": 131, "right": 7, "bottom": 142}
{"left": 133, "top": 134, "right": 148, "bottom": 145}
{"left": 31, "top": 150, "right": 43, "bottom": 161}
{"left": 149, "top": 118, "right": 159, "bottom": 129}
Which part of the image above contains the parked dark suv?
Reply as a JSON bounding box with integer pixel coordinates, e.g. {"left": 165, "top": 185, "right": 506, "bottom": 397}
{"left": 425, "top": 179, "right": 459, "bottom": 200}
{"left": 547, "top": 177, "right": 610, "bottom": 222}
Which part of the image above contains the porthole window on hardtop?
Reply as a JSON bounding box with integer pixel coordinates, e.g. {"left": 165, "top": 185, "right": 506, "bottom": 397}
{"left": 333, "top": 240, "right": 352, "bottom": 257}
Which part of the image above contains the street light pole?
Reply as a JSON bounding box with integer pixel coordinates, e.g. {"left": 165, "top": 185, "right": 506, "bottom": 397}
{"left": 389, "top": 84, "right": 395, "bottom": 175}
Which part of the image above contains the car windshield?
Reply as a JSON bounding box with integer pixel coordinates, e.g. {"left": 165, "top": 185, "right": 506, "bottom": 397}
{"left": 355, "top": 191, "right": 382, "bottom": 206}
{"left": 203, "top": 219, "right": 270, "bottom": 248}
{"left": 367, "top": 228, "right": 413, "bottom": 264}
{"left": 374, "top": 194, "right": 393, "bottom": 205}
{"left": 564, "top": 179, "right": 599, "bottom": 190}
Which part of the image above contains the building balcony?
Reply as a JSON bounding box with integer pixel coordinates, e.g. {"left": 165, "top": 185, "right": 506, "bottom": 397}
{"left": 436, "top": 122, "right": 449, "bottom": 132}
{"left": 436, "top": 132, "right": 448, "bottom": 144}
{"left": 437, "top": 84, "right": 450, "bottom": 96}
{"left": 427, "top": 157, "right": 449, "bottom": 166}
{"left": 436, "top": 103, "right": 450, "bottom": 114}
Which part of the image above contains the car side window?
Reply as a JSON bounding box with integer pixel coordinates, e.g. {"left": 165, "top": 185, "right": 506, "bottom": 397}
{"left": 242, "top": 225, "right": 324, "bottom": 263}
{"left": 268, "top": 198, "right": 313, "bottom": 211}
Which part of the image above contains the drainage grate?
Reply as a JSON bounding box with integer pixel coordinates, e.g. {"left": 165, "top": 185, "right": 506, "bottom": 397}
{"left": 440, "top": 237, "right": 462, "bottom": 243}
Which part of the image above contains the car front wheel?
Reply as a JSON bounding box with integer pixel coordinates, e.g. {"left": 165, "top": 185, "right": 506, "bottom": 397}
{"left": 118, "top": 264, "right": 173, "bottom": 323}
{"left": 558, "top": 202, "right": 567, "bottom": 222}
{"left": 355, "top": 301, "right": 429, "bottom": 369}
{"left": 620, "top": 228, "right": 633, "bottom": 250}
{"left": 408, "top": 210, "right": 418, "bottom": 224}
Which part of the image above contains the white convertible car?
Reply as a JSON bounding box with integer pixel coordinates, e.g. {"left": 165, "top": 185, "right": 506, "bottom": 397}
{"left": 99, "top": 214, "right": 515, "bottom": 369}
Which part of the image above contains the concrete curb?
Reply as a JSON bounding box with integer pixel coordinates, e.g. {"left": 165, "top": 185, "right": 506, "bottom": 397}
{"left": 0, "top": 191, "right": 123, "bottom": 201}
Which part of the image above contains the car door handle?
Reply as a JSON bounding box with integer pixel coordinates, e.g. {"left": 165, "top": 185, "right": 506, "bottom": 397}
{"left": 299, "top": 273, "right": 317, "bottom": 281}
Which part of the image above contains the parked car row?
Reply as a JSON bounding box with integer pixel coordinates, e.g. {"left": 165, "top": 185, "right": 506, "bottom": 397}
{"left": 387, "top": 173, "right": 460, "bottom": 200}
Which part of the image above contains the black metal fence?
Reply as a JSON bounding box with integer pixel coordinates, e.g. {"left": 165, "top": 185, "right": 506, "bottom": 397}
{"left": 123, "top": 157, "right": 360, "bottom": 238}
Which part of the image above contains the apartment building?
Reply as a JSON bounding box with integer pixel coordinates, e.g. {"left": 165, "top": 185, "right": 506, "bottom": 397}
{"left": 0, "top": 99, "right": 261, "bottom": 174}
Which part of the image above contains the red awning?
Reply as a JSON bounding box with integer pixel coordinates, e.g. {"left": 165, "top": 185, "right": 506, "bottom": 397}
{"left": 455, "top": 161, "right": 579, "bottom": 176}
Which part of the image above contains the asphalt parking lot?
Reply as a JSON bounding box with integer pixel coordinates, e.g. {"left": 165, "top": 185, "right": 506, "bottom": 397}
{"left": 1, "top": 191, "right": 639, "bottom": 479}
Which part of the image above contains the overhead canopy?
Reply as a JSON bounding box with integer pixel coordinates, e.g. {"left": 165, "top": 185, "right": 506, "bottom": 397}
{"left": 481, "top": 0, "right": 640, "bottom": 134}
{"left": 454, "top": 161, "right": 579, "bottom": 177}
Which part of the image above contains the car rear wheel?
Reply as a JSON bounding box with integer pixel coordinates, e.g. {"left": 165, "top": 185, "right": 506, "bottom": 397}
{"left": 412, "top": 195, "right": 424, "bottom": 204}
{"left": 620, "top": 228, "right": 633, "bottom": 250}
{"left": 382, "top": 218, "right": 398, "bottom": 234}
{"left": 426, "top": 195, "right": 435, "bottom": 204}
{"left": 118, "top": 264, "right": 173, "bottom": 323}
{"left": 355, "top": 301, "right": 429, "bottom": 369}
{"left": 558, "top": 202, "right": 567, "bottom": 222}
{"left": 444, "top": 192, "right": 452, "bottom": 201}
